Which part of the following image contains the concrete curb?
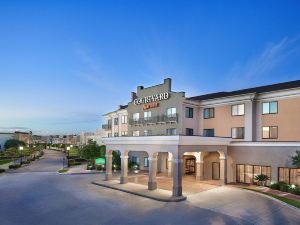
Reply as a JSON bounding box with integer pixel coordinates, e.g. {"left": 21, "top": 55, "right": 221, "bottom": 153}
{"left": 92, "top": 181, "right": 187, "bottom": 202}
{"left": 60, "top": 172, "right": 102, "bottom": 175}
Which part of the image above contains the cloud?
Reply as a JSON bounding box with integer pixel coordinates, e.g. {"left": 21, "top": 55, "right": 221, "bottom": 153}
{"left": 227, "top": 35, "right": 300, "bottom": 87}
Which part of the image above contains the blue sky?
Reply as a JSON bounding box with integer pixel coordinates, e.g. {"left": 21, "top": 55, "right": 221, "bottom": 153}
{"left": 1, "top": 1, "right": 300, "bottom": 135}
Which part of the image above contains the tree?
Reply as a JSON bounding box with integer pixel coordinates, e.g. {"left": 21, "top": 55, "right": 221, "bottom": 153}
{"left": 4, "top": 139, "right": 25, "bottom": 150}
{"left": 291, "top": 150, "right": 300, "bottom": 168}
{"left": 80, "top": 141, "right": 103, "bottom": 164}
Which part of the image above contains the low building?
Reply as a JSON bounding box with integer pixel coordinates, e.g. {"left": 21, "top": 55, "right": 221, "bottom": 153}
{"left": 102, "top": 78, "right": 300, "bottom": 197}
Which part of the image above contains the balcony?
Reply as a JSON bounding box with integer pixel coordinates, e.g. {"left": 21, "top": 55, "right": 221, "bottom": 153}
{"left": 102, "top": 124, "right": 112, "bottom": 130}
{"left": 129, "top": 113, "right": 178, "bottom": 126}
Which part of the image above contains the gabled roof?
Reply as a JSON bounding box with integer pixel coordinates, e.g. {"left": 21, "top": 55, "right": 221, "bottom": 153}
{"left": 187, "top": 80, "right": 300, "bottom": 101}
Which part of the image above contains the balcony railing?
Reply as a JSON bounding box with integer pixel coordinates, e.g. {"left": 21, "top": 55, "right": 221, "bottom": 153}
{"left": 129, "top": 113, "right": 178, "bottom": 126}
{"left": 102, "top": 124, "right": 112, "bottom": 130}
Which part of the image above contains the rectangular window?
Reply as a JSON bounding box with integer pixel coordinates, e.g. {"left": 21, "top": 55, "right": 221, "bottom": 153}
{"left": 203, "top": 129, "right": 214, "bottom": 137}
{"left": 262, "top": 101, "right": 278, "bottom": 114}
{"left": 131, "top": 156, "right": 138, "bottom": 164}
{"left": 143, "top": 130, "right": 151, "bottom": 136}
{"left": 132, "top": 131, "right": 140, "bottom": 136}
{"left": 121, "top": 115, "right": 128, "bottom": 124}
{"left": 167, "top": 108, "right": 176, "bottom": 117}
{"left": 279, "top": 167, "right": 300, "bottom": 186}
{"left": 114, "top": 132, "right": 118, "bottom": 137}
{"left": 232, "top": 104, "right": 245, "bottom": 116}
{"left": 114, "top": 118, "right": 119, "bottom": 125}
{"left": 144, "top": 111, "right": 152, "bottom": 121}
{"left": 203, "top": 108, "right": 214, "bottom": 119}
{"left": 262, "top": 126, "right": 278, "bottom": 139}
{"left": 133, "top": 113, "right": 140, "bottom": 121}
{"left": 121, "top": 131, "right": 127, "bottom": 136}
{"left": 186, "top": 128, "right": 194, "bottom": 136}
{"left": 166, "top": 128, "right": 176, "bottom": 136}
{"left": 108, "top": 119, "right": 112, "bottom": 126}
{"left": 185, "top": 107, "right": 194, "bottom": 118}
{"left": 237, "top": 164, "right": 271, "bottom": 185}
{"left": 144, "top": 157, "right": 149, "bottom": 167}
{"left": 107, "top": 133, "right": 112, "bottom": 137}
{"left": 231, "top": 127, "right": 245, "bottom": 139}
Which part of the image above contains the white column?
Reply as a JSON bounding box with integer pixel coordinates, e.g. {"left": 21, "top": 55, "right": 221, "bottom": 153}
{"left": 105, "top": 153, "right": 113, "bottom": 181}
{"left": 196, "top": 160, "right": 204, "bottom": 181}
{"left": 219, "top": 156, "right": 227, "bottom": 185}
{"left": 120, "top": 155, "right": 129, "bottom": 184}
{"left": 148, "top": 156, "right": 158, "bottom": 190}
{"left": 172, "top": 158, "right": 183, "bottom": 197}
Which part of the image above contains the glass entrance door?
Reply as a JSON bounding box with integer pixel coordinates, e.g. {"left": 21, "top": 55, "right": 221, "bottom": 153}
{"left": 185, "top": 158, "right": 195, "bottom": 174}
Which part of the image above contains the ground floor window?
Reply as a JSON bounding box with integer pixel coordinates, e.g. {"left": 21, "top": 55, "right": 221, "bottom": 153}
{"left": 144, "top": 157, "right": 149, "bottom": 167}
{"left": 185, "top": 158, "right": 195, "bottom": 174}
{"left": 278, "top": 167, "right": 300, "bottom": 186}
{"left": 236, "top": 164, "right": 271, "bottom": 185}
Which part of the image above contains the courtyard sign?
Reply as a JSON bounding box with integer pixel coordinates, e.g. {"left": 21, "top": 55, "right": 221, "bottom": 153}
{"left": 133, "top": 92, "right": 170, "bottom": 105}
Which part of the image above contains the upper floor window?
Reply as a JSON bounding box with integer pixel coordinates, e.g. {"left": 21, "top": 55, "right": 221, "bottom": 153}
{"left": 133, "top": 113, "right": 140, "bottom": 121}
{"left": 133, "top": 130, "right": 140, "bottom": 136}
{"left": 232, "top": 127, "right": 244, "bottom": 139}
{"left": 204, "top": 108, "right": 214, "bottom": 119}
{"left": 232, "top": 104, "right": 245, "bottom": 116}
{"left": 262, "top": 126, "right": 278, "bottom": 139}
{"left": 121, "top": 131, "right": 127, "bottom": 136}
{"left": 203, "top": 129, "right": 214, "bottom": 137}
{"left": 114, "top": 118, "right": 119, "bottom": 125}
{"left": 186, "top": 128, "right": 194, "bottom": 136}
{"left": 121, "top": 115, "right": 128, "bottom": 124}
{"left": 107, "top": 119, "right": 112, "bottom": 126}
{"left": 166, "top": 128, "right": 176, "bottom": 136}
{"left": 185, "top": 107, "right": 194, "bottom": 118}
{"left": 167, "top": 107, "right": 176, "bottom": 117}
{"left": 144, "top": 111, "right": 152, "bottom": 120}
{"left": 263, "top": 101, "right": 278, "bottom": 114}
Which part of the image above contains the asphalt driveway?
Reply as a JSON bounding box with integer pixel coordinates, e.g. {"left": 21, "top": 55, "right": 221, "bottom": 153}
{"left": 0, "top": 150, "right": 299, "bottom": 225}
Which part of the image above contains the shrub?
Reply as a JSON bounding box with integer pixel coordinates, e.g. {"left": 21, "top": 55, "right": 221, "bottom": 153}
{"left": 21, "top": 160, "right": 30, "bottom": 165}
{"left": 270, "top": 182, "right": 280, "bottom": 190}
{"left": 9, "top": 164, "right": 21, "bottom": 169}
{"left": 96, "top": 165, "right": 105, "bottom": 171}
{"left": 87, "top": 164, "right": 95, "bottom": 170}
{"left": 69, "top": 161, "right": 81, "bottom": 166}
{"left": 254, "top": 174, "right": 269, "bottom": 186}
{"left": 0, "top": 168, "right": 5, "bottom": 173}
{"left": 279, "top": 182, "right": 289, "bottom": 192}
{"left": 290, "top": 187, "right": 300, "bottom": 195}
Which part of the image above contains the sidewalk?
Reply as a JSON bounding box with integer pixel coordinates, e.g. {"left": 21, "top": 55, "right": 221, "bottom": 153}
{"left": 92, "top": 179, "right": 187, "bottom": 202}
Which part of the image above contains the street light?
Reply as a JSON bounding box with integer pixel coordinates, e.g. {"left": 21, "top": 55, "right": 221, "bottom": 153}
{"left": 19, "top": 146, "right": 24, "bottom": 164}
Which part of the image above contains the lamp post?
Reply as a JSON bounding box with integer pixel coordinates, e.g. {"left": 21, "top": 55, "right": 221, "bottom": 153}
{"left": 66, "top": 146, "right": 70, "bottom": 167}
{"left": 19, "top": 146, "right": 24, "bottom": 164}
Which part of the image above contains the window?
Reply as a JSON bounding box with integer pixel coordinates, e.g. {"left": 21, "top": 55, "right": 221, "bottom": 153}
{"left": 237, "top": 164, "right": 271, "bottom": 185}
{"left": 262, "top": 126, "right": 278, "bottom": 139}
{"left": 144, "top": 157, "right": 149, "bottom": 167}
{"left": 204, "top": 108, "right": 214, "bottom": 119}
{"left": 121, "top": 115, "right": 128, "bottom": 124}
{"left": 167, "top": 107, "right": 176, "bottom": 117}
{"left": 108, "top": 119, "right": 112, "bottom": 126}
{"left": 131, "top": 156, "right": 138, "bottom": 164}
{"left": 166, "top": 128, "right": 176, "bottom": 135}
{"left": 114, "top": 118, "right": 119, "bottom": 125}
{"left": 132, "top": 130, "right": 140, "bottom": 136}
{"left": 232, "top": 104, "right": 245, "bottom": 116}
{"left": 133, "top": 113, "right": 140, "bottom": 121}
{"left": 203, "top": 129, "right": 214, "bottom": 137}
{"left": 144, "top": 111, "right": 152, "bottom": 121}
{"left": 263, "top": 101, "right": 278, "bottom": 114}
{"left": 114, "top": 132, "right": 118, "bottom": 137}
{"left": 107, "top": 133, "right": 112, "bottom": 137}
{"left": 231, "top": 127, "right": 245, "bottom": 139}
{"left": 121, "top": 131, "right": 127, "bottom": 136}
{"left": 144, "top": 130, "right": 152, "bottom": 136}
{"left": 186, "top": 128, "right": 194, "bottom": 136}
{"left": 185, "top": 107, "right": 194, "bottom": 118}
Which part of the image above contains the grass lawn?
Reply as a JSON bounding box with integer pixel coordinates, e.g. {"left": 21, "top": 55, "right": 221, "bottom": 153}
{"left": 0, "top": 159, "right": 12, "bottom": 165}
{"left": 243, "top": 188, "right": 300, "bottom": 209}
{"left": 58, "top": 168, "right": 68, "bottom": 173}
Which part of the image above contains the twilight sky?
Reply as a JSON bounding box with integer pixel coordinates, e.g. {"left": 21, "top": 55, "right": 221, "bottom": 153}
{"left": 1, "top": 1, "right": 300, "bottom": 135}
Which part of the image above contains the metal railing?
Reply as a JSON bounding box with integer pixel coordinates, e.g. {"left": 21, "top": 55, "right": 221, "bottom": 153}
{"left": 102, "top": 124, "right": 112, "bottom": 130}
{"left": 129, "top": 113, "right": 178, "bottom": 125}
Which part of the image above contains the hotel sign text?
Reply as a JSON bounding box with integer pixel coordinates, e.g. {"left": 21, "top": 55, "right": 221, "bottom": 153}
{"left": 133, "top": 92, "right": 170, "bottom": 105}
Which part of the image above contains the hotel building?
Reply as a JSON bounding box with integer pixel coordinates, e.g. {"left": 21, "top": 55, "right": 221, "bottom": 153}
{"left": 102, "top": 78, "right": 300, "bottom": 197}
